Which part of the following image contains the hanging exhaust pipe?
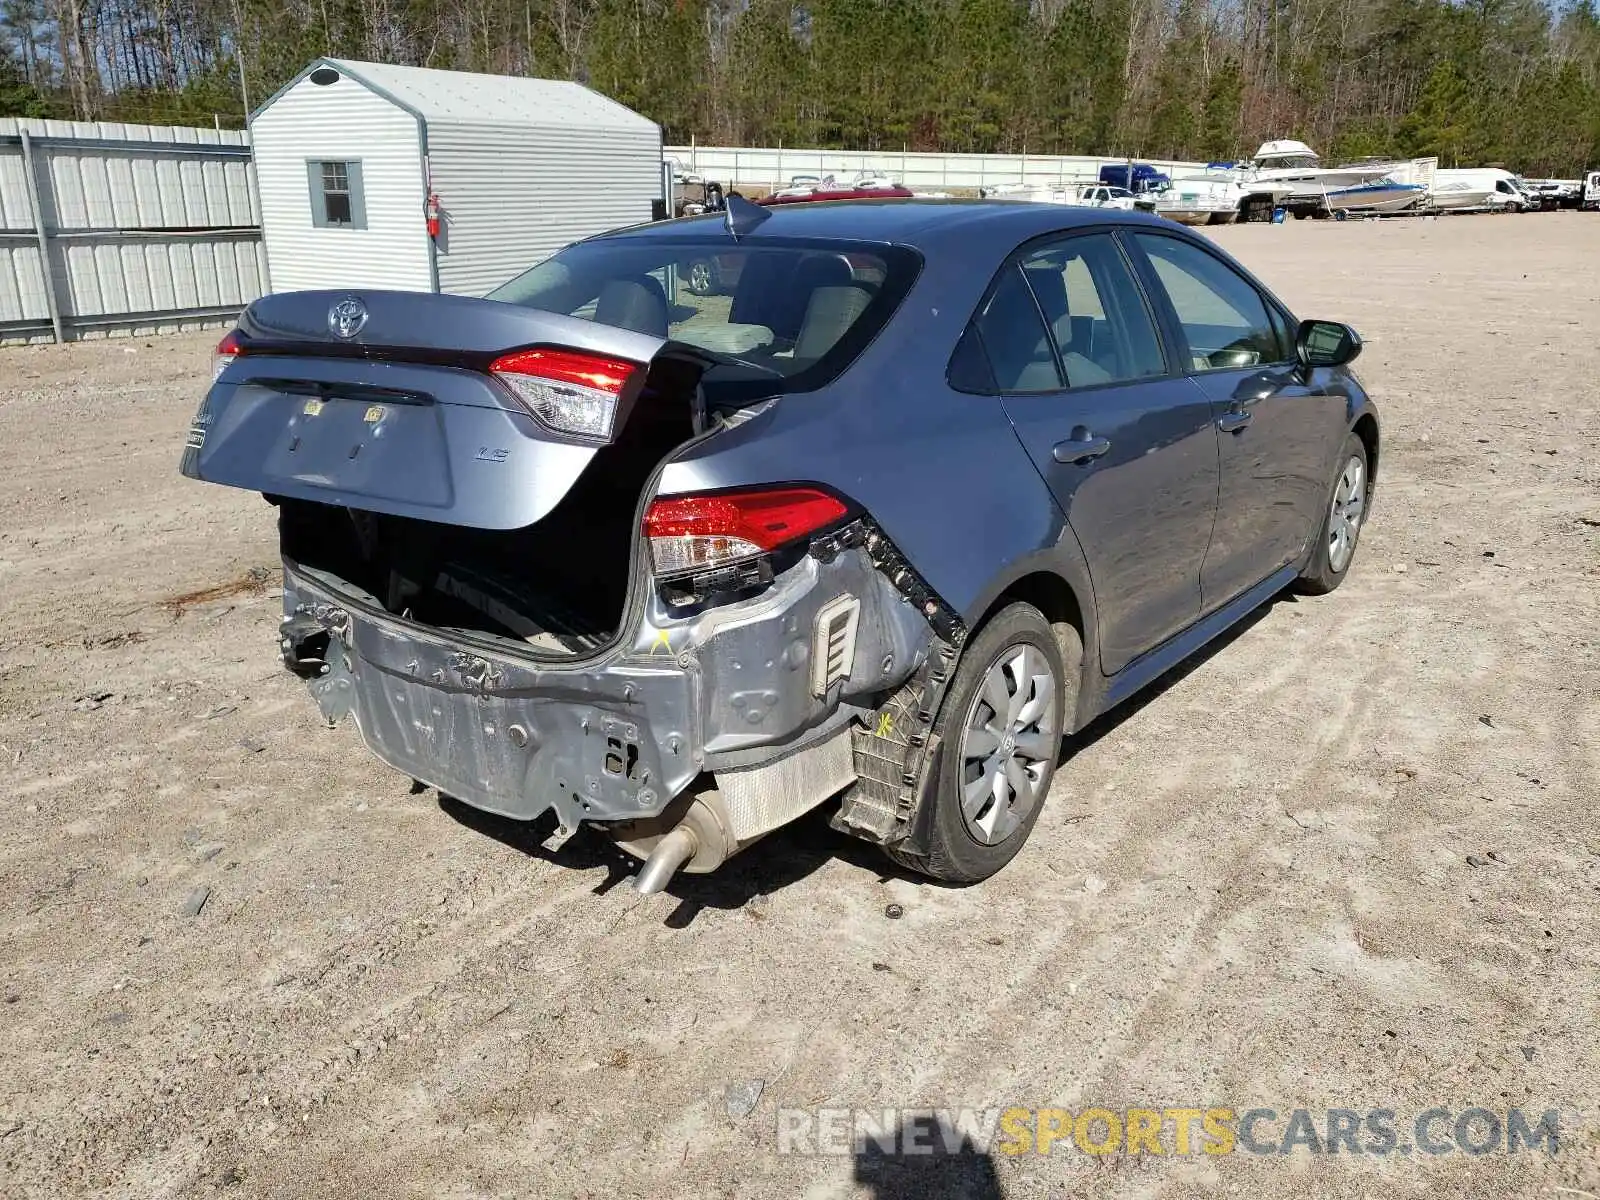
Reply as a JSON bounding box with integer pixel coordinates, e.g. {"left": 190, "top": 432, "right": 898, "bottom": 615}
{"left": 633, "top": 826, "right": 699, "bottom": 895}
{"left": 615, "top": 786, "right": 738, "bottom": 895}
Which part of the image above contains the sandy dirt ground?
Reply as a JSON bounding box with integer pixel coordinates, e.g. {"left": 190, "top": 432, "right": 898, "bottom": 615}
{"left": 1, "top": 214, "right": 1597, "bottom": 1200}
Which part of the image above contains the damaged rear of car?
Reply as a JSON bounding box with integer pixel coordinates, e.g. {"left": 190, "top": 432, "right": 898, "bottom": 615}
{"left": 182, "top": 224, "right": 950, "bottom": 891}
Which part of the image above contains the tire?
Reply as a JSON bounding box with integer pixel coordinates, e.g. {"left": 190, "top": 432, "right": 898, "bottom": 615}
{"left": 887, "top": 603, "right": 1077, "bottom": 883}
{"left": 685, "top": 258, "right": 716, "bottom": 296}
{"left": 1297, "top": 433, "right": 1370, "bottom": 595}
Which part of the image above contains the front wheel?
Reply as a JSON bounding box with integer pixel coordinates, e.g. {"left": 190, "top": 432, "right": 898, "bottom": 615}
{"left": 1297, "top": 434, "right": 1369, "bottom": 595}
{"left": 887, "top": 603, "right": 1076, "bottom": 883}
{"left": 685, "top": 258, "right": 716, "bottom": 296}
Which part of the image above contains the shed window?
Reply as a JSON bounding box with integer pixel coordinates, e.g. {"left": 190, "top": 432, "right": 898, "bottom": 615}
{"left": 307, "top": 159, "right": 366, "bottom": 229}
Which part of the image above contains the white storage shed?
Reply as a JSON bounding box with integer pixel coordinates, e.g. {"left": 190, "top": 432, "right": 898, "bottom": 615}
{"left": 250, "top": 58, "right": 662, "bottom": 296}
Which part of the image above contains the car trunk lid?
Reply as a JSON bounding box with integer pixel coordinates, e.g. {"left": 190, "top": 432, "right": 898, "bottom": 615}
{"left": 181, "top": 289, "right": 679, "bottom": 531}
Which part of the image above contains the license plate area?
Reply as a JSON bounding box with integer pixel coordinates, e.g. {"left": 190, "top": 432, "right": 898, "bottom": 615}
{"left": 250, "top": 386, "right": 453, "bottom": 507}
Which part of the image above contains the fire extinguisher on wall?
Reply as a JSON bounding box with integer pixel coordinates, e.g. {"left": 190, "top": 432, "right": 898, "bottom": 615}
{"left": 426, "top": 191, "right": 441, "bottom": 241}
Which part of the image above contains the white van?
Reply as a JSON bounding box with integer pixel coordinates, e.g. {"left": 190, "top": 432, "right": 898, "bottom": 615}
{"left": 1584, "top": 171, "right": 1600, "bottom": 210}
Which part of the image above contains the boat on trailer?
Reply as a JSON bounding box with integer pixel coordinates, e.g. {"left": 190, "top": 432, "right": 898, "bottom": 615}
{"left": 1156, "top": 169, "right": 1295, "bottom": 224}
{"left": 1322, "top": 179, "right": 1427, "bottom": 214}
{"left": 1247, "top": 140, "right": 1401, "bottom": 210}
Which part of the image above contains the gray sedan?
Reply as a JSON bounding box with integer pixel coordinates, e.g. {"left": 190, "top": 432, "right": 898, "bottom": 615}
{"left": 183, "top": 199, "right": 1377, "bottom": 892}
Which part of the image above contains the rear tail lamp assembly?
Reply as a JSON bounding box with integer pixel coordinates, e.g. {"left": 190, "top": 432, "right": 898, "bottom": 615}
{"left": 643, "top": 487, "right": 849, "bottom": 578}
{"left": 212, "top": 330, "right": 246, "bottom": 380}
{"left": 488, "top": 347, "right": 639, "bottom": 441}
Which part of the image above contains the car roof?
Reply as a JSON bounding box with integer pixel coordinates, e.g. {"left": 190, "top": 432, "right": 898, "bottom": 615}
{"left": 603, "top": 198, "right": 1175, "bottom": 253}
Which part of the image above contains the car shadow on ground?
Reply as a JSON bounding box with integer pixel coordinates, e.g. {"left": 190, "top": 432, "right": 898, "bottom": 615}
{"left": 852, "top": 1112, "right": 1004, "bottom": 1199}
{"left": 438, "top": 590, "right": 1296, "bottom": 923}
{"left": 436, "top": 790, "right": 884, "bottom": 926}
{"left": 1061, "top": 590, "right": 1289, "bottom": 759}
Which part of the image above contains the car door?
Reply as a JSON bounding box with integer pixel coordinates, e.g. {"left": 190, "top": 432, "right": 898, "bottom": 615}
{"left": 1128, "top": 232, "right": 1349, "bottom": 612}
{"left": 970, "top": 230, "right": 1220, "bottom": 675}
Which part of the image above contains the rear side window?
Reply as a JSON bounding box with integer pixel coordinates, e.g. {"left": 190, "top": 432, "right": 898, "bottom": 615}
{"left": 969, "top": 265, "right": 1062, "bottom": 393}
{"left": 1134, "top": 234, "right": 1283, "bottom": 371}
{"left": 947, "top": 325, "right": 997, "bottom": 392}
{"left": 487, "top": 238, "right": 919, "bottom": 391}
{"left": 1018, "top": 234, "right": 1166, "bottom": 387}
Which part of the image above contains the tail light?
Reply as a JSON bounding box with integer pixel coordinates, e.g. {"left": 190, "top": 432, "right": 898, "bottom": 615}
{"left": 644, "top": 487, "right": 849, "bottom": 576}
{"left": 212, "top": 330, "right": 245, "bottom": 380}
{"left": 489, "top": 347, "right": 639, "bottom": 441}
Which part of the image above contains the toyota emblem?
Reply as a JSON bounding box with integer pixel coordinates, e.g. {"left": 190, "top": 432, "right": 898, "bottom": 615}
{"left": 327, "top": 296, "right": 368, "bottom": 340}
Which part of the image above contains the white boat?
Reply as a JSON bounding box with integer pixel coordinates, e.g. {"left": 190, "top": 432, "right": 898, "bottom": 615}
{"left": 1323, "top": 179, "right": 1426, "bottom": 214}
{"left": 1157, "top": 171, "right": 1295, "bottom": 224}
{"left": 770, "top": 173, "right": 831, "bottom": 198}
{"left": 1247, "top": 140, "right": 1402, "bottom": 211}
{"left": 1427, "top": 173, "right": 1496, "bottom": 211}
{"left": 1428, "top": 167, "right": 1535, "bottom": 212}
{"left": 979, "top": 182, "right": 1066, "bottom": 203}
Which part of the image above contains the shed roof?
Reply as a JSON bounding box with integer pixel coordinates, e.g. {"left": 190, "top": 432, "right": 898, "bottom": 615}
{"left": 271, "top": 58, "right": 658, "bottom": 135}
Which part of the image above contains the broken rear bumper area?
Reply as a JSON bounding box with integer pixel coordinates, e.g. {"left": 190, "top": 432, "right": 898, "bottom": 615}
{"left": 277, "top": 536, "right": 936, "bottom": 840}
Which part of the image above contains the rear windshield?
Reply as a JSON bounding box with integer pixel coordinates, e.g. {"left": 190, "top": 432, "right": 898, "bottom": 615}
{"left": 487, "top": 236, "right": 920, "bottom": 390}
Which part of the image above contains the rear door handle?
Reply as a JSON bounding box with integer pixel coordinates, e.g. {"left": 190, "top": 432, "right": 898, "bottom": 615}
{"left": 1052, "top": 434, "right": 1112, "bottom": 464}
{"left": 1217, "top": 408, "right": 1252, "bottom": 433}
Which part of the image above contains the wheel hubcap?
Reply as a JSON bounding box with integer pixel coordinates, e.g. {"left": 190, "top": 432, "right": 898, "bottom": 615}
{"left": 1327, "top": 455, "right": 1365, "bottom": 573}
{"left": 689, "top": 262, "right": 710, "bottom": 292}
{"left": 959, "top": 644, "right": 1058, "bottom": 846}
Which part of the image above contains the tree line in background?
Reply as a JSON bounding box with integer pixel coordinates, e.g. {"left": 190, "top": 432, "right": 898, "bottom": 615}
{"left": 2, "top": 0, "right": 1599, "bottom": 174}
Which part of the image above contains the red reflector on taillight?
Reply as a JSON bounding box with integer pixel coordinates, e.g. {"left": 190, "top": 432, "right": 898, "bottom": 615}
{"left": 487, "top": 348, "right": 639, "bottom": 440}
{"left": 643, "top": 487, "right": 849, "bottom": 576}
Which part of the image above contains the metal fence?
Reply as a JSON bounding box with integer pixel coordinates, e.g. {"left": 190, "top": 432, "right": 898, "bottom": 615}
{"left": 0, "top": 118, "right": 265, "bottom": 345}
{"left": 664, "top": 143, "right": 1210, "bottom": 193}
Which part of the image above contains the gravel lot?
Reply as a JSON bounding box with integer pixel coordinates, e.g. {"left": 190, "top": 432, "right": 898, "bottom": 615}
{"left": 1, "top": 213, "right": 1597, "bottom": 1199}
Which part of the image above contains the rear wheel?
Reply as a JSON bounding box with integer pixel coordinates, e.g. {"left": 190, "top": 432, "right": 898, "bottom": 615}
{"left": 887, "top": 603, "right": 1075, "bottom": 883}
{"left": 1297, "top": 434, "right": 1369, "bottom": 595}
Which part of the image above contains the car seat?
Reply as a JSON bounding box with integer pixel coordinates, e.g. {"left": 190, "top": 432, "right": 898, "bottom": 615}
{"left": 594, "top": 275, "right": 670, "bottom": 338}
{"left": 730, "top": 253, "right": 854, "bottom": 348}
{"left": 1021, "top": 263, "right": 1113, "bottom": 386}
{"left": 793, "top": 284, "right": 873, "bottom": 361}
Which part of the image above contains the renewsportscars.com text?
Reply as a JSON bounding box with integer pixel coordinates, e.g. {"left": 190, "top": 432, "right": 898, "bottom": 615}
{"left": 776, "top": 1106, "right": 1562, "bottom": 1158}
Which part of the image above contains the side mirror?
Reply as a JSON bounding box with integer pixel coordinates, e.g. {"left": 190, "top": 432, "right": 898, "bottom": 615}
{"left": 1296, "top": 319, "right": 1362, "bottom": 368}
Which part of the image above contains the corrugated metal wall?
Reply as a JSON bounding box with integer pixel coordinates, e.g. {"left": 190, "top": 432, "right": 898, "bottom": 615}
{"left": 430, "top": 119, "right": 661, "bottom": 296}
{"left": 0, "top": 118, "right": 264, "bottom": 344}
{"left": 664, "top": 145, "right": 1210, "bottom": 192}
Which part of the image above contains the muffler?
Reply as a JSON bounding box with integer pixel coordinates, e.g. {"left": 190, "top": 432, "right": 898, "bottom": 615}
{"left": 614, "top": 786, "right": 738, "bottom": 895}
{"left": 616, "top": 727, "right": 860, "bottom": 893}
